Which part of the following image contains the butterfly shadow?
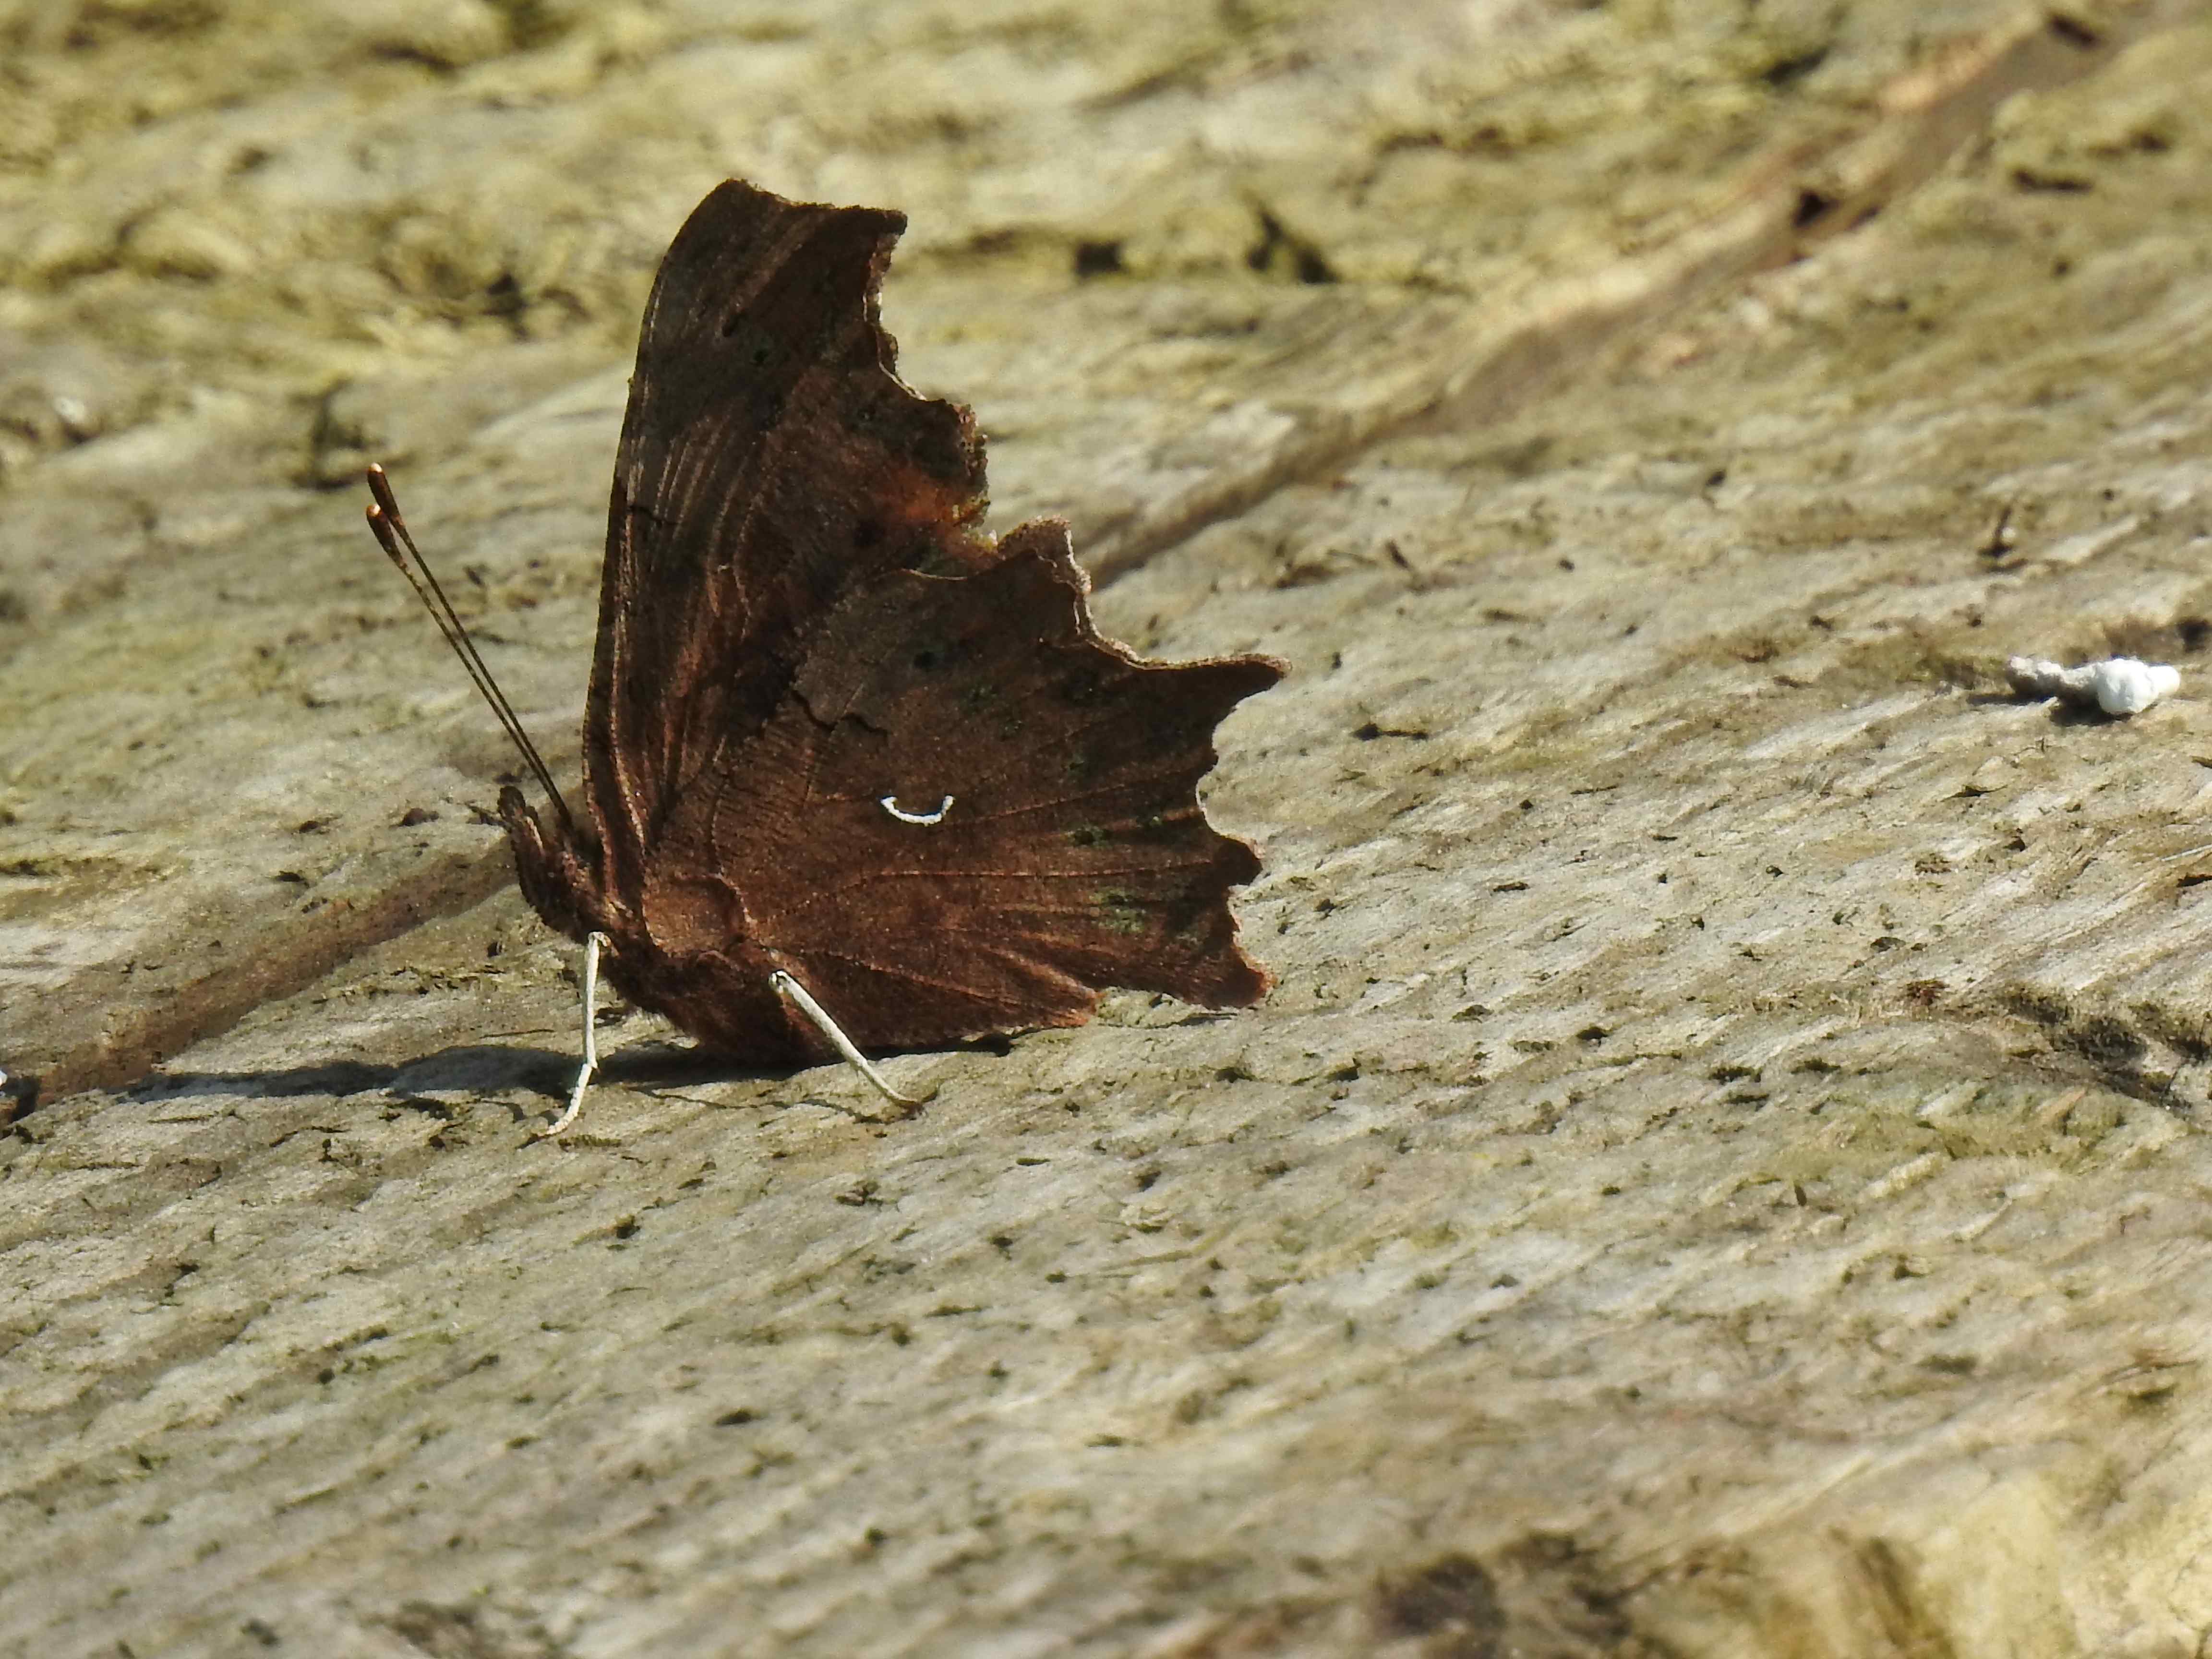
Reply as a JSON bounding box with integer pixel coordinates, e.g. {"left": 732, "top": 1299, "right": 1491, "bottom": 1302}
{"left": 131, "top": 1044, "right": 578, "bottom": 1111}
{"left": 593, "top": 1039, "right": 772, "bottom": 1096}
{"left": 129, "top": 1039, "right": 934, "bottom": 1135}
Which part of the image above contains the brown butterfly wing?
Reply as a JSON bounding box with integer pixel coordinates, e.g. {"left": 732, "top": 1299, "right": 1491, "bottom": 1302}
{"left": 587, "top": 180, "right": 998, "bottom": 886}
{"left": 637, "top": 521, "right": 1280, "bottom": 1054}
{"left": 556, "top": 179, "right": 1277, "bottom": 1062}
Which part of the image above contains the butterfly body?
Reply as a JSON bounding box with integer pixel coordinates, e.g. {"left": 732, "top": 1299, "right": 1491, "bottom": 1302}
{"left": 493, "top": 180, "right": 1279, "bottom": 1065}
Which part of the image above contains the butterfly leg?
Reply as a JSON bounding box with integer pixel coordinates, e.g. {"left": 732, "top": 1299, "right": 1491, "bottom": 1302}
{"left": 769, "top": 970, "right": 930, "bottom": 1115}
{"left": 539, "top": 930, "right": 610, "bottom": 1139}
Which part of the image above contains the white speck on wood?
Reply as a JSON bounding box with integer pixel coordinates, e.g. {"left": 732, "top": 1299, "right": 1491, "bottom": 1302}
{"left": 2005, "top": 655, "right": 2178, "bottom": 716}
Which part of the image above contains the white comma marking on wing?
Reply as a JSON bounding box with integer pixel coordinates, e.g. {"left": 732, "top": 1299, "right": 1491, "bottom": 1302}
{"left": 880, "top": 794, "right": 954, "bottom": 826}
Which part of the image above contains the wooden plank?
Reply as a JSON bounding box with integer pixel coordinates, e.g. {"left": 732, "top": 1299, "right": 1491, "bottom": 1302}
{"left": 5, "top": 4, "right": 2212, "bottom": 1655}
{"left": 2, "top": 0, "right": 2189, "bottom": 1101}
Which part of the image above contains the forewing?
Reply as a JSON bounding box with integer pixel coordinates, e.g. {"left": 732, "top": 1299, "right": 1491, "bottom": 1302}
{"left": 648, "top": 520, "right": 1281, "bottom": 1049}
{"left": 589, "top": 180, "right": 996, "bottom": 884}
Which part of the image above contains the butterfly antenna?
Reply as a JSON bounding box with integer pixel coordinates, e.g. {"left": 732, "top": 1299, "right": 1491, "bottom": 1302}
{"left": 363, "top": 465, "right": 577, "bottom": 838}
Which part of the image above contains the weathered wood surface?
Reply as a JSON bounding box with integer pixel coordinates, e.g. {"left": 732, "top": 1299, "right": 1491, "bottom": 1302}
{"left": 4, "top": 0, "right": 2185, "bottom": 1103}
{"left": 6, "top": 1, "right": 2212, "bottom": 1654}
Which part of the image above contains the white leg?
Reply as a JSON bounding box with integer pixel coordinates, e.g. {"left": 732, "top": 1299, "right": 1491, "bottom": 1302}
{"left": 538, "top": 930, "right": 608, "bottom": 1139}
{"left": 770, "top": 970, "right": 927, "bottom": 1112}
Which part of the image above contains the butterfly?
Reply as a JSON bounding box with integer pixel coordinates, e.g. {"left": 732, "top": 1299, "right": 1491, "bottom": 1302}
{"left": 367, "top": 180, "right": 1280, "bottom": 1131}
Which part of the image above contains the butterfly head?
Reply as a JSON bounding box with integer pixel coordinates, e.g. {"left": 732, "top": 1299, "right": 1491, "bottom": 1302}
{"left": 498, "top": 784, "right": 613, "bottom": 950}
